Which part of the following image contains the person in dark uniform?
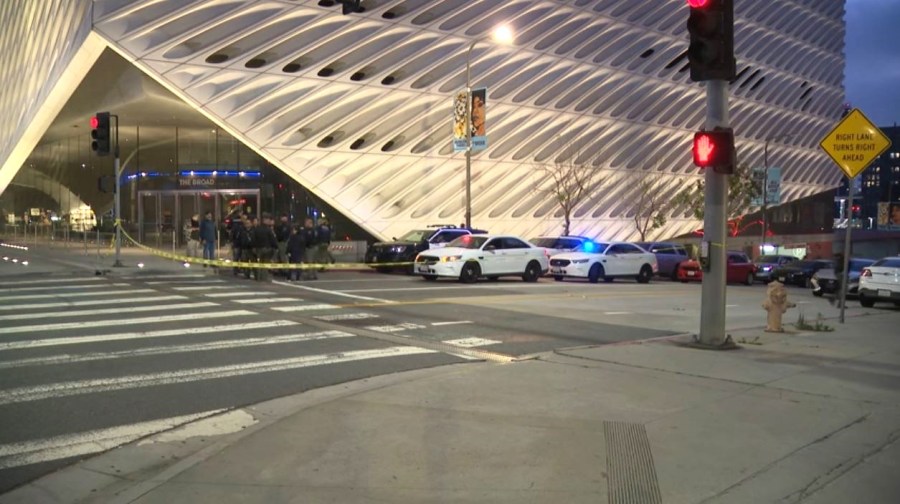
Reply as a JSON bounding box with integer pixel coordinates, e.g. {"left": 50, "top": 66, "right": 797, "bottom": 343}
{"left": 315, "top": 217, "right": 334, "bottom": 267}
{"left": 300, "top": 218, "right": 318, "bottom": 280}
{"left": 275, "top": 213, "right": 292, "bottom": 277}
{"left": 230, "top": 214, "right": 247, "bottom": 276}
{"left": 287, "top": 225, "right": 305, "bottom": 281}
{"left": 252, "top": 214, "right": 277, "bottom": 281}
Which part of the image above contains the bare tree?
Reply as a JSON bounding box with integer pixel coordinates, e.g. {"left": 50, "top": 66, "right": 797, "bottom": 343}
{"left": 673, "top": 163, "right": 761, "bottom": 237}
{"left": 536, "top": 143, "right": 603, "bottom": 236}
{"left": 630, "top": 171, "right": 671, "bottom": 242}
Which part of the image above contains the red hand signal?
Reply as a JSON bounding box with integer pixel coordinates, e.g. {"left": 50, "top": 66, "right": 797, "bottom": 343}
{"left": 695, "top": 134, "right": 715, "bottom": 164}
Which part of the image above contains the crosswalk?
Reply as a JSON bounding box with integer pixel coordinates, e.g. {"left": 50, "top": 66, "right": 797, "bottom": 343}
{"left": 0, "top": 273, "right": 463, "bottom": 485}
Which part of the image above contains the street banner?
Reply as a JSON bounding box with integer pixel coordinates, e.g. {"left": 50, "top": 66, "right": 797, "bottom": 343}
{"left": 452, "top": 88, "right": 488, "bottom": 152}
{"left": 751, "top": 166, "right": 781, "bottom": 206}
{"left": 877, "top": 201, "right": 900, "bottom": 230}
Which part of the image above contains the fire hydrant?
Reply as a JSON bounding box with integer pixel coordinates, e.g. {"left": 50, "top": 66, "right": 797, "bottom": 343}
{"left": 762, "top": 280, "right": 796, "bottom": 332}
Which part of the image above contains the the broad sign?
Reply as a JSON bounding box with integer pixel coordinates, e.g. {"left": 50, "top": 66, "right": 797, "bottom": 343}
{"left": 819, "top": 108, "right": 891, "bottom": 179}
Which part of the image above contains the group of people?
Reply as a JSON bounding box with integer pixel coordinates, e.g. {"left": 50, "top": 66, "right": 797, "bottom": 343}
{"left": 229, "top": 213, "right": 334, "bottom": 281}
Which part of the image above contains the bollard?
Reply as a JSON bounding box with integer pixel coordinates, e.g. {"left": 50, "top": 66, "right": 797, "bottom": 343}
{"left": 762, "top": 281, "right": 796, "bottom": 332}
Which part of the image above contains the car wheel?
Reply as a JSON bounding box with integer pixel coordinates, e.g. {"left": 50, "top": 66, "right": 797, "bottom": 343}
{"left": 745, "top": 273, "right": 754, "bottom": 286}
{"left": 588, "top": 264, "right": 604, "bottom": 283}
{"left": 459, "top": 262, "right": 480, "bottom": 284}
{"left": 522, "top": 261, "right": 541, "bottom": 282}
{"left": 670, "top": 268, "right": 679, "bottom": 281}
{"left": 812, "top": 290, "right": 823, "bottom": 297}
{"left": 859, "top": 295, "right": 875, "bottom": 308}
{"left": 422, "top": 275, "right": 437, "bottom": 281}
{"left": 637, "top": 265, "right": 653, "bottom": 284}
{"left": 553, "top": 275, "right": 564, "bottom": 282}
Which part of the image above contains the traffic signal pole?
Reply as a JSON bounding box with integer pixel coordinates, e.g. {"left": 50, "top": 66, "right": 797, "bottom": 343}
{"left": 112, "top": 114, "right": 122, "bottom": 268}
{"left": 698, "top": 80, "right": 730, "bottom": 346}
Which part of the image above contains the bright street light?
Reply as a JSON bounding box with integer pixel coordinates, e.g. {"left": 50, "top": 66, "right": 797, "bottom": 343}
{"left": 464, "top": 25, "right": 514, "bottom": 229}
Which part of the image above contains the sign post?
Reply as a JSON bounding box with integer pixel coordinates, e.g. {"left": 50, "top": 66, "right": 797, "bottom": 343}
{"left": 819, "top": 108, "right": 891, "bottom": 322}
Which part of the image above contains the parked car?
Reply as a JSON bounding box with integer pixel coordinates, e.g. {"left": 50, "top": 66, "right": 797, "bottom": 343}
{"left": 811, "top": 258, "right": 877, "bottom": 297}
{"left": 414, "top": 234, "right": 549, "bottom": 283}
{"left": 754, "top": 254, "right": 800, "bottom": 283}
{"left": 365, "top": 225, "right": 484, "bottom": 272}
{"left": 675, "top": 251, "right": 757, "bottom": 285}
{"left": 549, "top": 242, "right": 657, "bottom": 283}
{"left": 770, "top": 259, "right": 834, "bottom": 287}
{"left": 635, "top": 242, "right": 689, "bottom": 280}
{"left": 858, "top": 257, "right": 900, "bottom": 307}
{"left": 529, "top": 236, "right": 594, "bottom": 256}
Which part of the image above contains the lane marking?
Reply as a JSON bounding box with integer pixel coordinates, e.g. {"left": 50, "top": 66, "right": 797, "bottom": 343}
{"left": 0, "top": 295, "right": 187, "bottom": 311}
{"left": 205, "top": 291, "right": 276, "bottom": 298}
{"left": 0, "top": 410, "right": 226, "bottom": 469}
{"left": 365, "top": 323, "right": 426, "bottom": 333}
{"left": 121, "top": 274, "right": 207, "bottom": 280}
{"left": 0, "top": 288, "right": 157, "bottom": 302}
{"left": 0, "top": 283, "right": 129, "bottom": 294}
{"left": 431, "top": 321, "right": 473, "bottom": 326}
{"left": 0, "top": 302, "right": 219, "bottom": 322}
{"left": 442, "top": 337, "right": 502, "bottom": 348}
{"left": 313, "top": 312, "right": 379, "bottom": 321}
{"left": 0, "top": 331, "right": 356, "bottom": 369}
{"left": 0, "top": 320, "right": 297, "bottom": 351}
{"left": 726, "top": 304, "right": 739, "bottom": 308}
{"left": 232, "top": 298, "right": 303, "bottom": 304}
{"left": 0, "top": 347, "right": 437, "bottom": 405}
{"left": 272, "top": 304, "right": 340, "bottom": 312}
{"left": 604, "top": 311, "right": 632, "bottom": 315}
{"left": 0, "top": 277, "right": 103, "bottom": 287}
{"left": 147, "top": 279, "right": 225, "bottom": 285}
{"left": 172, "top": 286, "right": 231, "bottom": 291}
{"left": 0, "top": 310, "right": 256, "bottom": 335}
{"left": 272, "top": 280, "right": 396, "bottom": 303}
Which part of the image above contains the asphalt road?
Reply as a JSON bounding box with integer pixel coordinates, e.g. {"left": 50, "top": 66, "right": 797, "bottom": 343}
{"left": 0, "top": 247, "right": 866, "bottom": 493}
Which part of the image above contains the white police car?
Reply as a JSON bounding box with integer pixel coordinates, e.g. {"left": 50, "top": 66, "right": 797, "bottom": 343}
{"left": 414, "top": 234, "right": 549, "bottom": 283}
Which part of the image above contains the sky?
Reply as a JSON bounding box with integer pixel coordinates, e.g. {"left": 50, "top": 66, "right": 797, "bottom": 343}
{"left": 844, "top": 0, "right": 900, "bottom": 127}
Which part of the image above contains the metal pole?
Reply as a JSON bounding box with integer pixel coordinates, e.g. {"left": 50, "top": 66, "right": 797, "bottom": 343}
{"left": 698, "top": 79, "right": 729, "bottom": 347}
{"left": 761, "top": 140, "right": 768, "bottom": 254}
{"left": 113, "top": 115, "right": 123, "bottom": 267}
{"left": 839, "top": 178, "right": 855, "bottom": 323}
{"left": 464, "top": 40, "right": 477, "bottom": 230}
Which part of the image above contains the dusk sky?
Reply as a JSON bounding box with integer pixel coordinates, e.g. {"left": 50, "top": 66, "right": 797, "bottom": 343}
{"left": 844, "top": 0, "right": 900, "bottom": 127}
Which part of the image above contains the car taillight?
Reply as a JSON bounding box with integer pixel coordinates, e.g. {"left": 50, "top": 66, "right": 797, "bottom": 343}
{"left": 861, "top": 268, "right": 872, "bottom": 278}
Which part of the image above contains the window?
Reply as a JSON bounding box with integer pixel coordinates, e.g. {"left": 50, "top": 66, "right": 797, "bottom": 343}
{"left": 484, "top": 238, "right": 504, "bottom": 250}
{"left": 502, "top": 238, "right": 530, "bottom": 249}
{"left": 609, "top": 244, "right": 639, "bottom": 254}
{"left": 872, "top": 258, "right": 900, "bottom": 268}
{"left": 558, "top": 238, "right": 582, "bottom": 250}
{"left": 431, "top": 230, "right": 466, "bottom": 243}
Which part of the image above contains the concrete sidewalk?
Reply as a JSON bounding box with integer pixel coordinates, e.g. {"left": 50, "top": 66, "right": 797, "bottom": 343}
{"left": 3, "top": 312, "right": 899, "bottom": 503}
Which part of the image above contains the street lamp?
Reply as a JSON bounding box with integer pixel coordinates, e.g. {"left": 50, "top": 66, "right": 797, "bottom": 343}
{"left": 760, "top": 133, "right": 794, "bottom": 253}
{"left": 464, "top": 25, "right": 514, "bottom": 229}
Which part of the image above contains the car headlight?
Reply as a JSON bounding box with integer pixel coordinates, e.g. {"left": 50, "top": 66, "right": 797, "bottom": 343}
{"left": 761, "top": 265, "right": 772, "bottom": 271}
{"left": 440, "top": 255, "right": 462, "bottom": 262}
{"left": 571, "top": 258, "right": 589, "bottom": 264}
{"left": 389, "top": 245, "right": 408, "bottom": 253}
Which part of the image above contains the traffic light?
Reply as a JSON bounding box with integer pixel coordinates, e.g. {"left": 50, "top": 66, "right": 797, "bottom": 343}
{"left": 686, "top": 0, "right": 735, "bottom": 82}
{"left": 693, "top": 128, "right": 736, "bottom": 174}
{"left": 91, "top": 112, "right": 111, "bottom": 156}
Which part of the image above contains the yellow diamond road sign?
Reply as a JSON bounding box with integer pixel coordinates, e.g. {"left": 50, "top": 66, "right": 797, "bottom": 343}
{"left": 819, "top": 108, "right": 892, "bottom": 179}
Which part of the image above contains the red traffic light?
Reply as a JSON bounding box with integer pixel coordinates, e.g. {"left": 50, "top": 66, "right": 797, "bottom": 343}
{"left": 687, "top": 0, "right": 709, "bottom": 7}
{"left": 90, "top": 116, "right": 99, "bottom": 129}
{"left": 692, "top": 129, "right": 736, "bottom": 173}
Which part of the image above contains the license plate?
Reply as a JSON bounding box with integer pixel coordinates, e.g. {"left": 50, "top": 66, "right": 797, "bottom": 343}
{"left": 778, "top": 277, "right": 785, "bottom": 282}
{"left": 879, "top": 289, "right": 891, "bottom": 298}
{"left": 687, "top": 271, "right": 696, "bottom": 276}
{"left": 551, "top": 267, "right": 563, "bottom": 274}
{"left": 417, "top": 265, "right": 429, "bottom": 273}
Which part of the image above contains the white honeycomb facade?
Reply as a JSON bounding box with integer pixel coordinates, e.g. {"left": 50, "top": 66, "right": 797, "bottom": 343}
{"left": 2, "top": 0, "right": 846, "bottom": 241}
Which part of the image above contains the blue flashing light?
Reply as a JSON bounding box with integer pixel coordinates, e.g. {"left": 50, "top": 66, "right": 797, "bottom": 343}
{"left": 582, "top": 241, "right": 596, "bottom": 253}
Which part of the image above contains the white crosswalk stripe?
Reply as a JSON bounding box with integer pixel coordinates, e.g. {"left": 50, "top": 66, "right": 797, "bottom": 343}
{"left": 172, "top": 285, "right": 231, "bottom": 291}
{"left": 0, "top": 302, "right": 218, "bottom": 321}
{"left": 0, "top": 295, "right": 186, "bottom": 311}
{"left": 0, "top": 310, "right": 253, "bottom": 335}
{"left": 272, "top": 303, "right": 340, "bottom": 312}
{"left": 0, "top": 347, "right": 436, "bottom": 405}
{"left": 233, "top": 298, "right": 304, "bottom": 304}
{"left": 146, "top": 279, "right": 225, "bottom": 285}
{"left": 0, "top": 283, "right": 129, "bottom": 293}
{"left": 0, "top": 288, "right": 157, "bottom": 302}
{"left": 205, "top": 291, "right": 276, "bottom": 298}
{"left": 0, "top": 277, "right": 104, "bottom": 287}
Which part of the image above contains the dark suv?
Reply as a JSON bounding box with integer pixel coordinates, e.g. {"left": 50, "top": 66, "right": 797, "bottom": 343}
{"left": 365, "top": 225, "right": 484, "bottom": 272}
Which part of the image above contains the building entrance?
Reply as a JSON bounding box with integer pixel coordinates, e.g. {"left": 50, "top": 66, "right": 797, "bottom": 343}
{"left": 137, "top": 189, "right": 260, "bottom": 249}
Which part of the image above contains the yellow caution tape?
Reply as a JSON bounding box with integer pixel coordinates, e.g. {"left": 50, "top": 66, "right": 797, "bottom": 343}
{"left": 118, "top": 226, "right": 414, "bottom": 270}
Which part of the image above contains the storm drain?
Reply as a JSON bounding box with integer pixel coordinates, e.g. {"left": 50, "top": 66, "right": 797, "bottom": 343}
{"left": 604, "top": 421, "right": 663, "bottom": 504}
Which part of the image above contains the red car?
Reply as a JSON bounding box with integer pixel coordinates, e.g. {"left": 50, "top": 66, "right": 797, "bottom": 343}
{"left": 677, "top": 251, "right": 757, "bottom": 285}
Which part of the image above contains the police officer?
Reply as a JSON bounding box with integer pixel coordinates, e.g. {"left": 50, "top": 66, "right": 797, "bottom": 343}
{"left": 275, "top": 213, "right": 292, "bottom": 277}
{"left": 300, "top": 218, "right": 318, "bottom": 280}
{"left": 316, "top": 217, "right": 334, "bottom": 268}
{"left": 252, "top": 214, "right": 278, "bottom": 281}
